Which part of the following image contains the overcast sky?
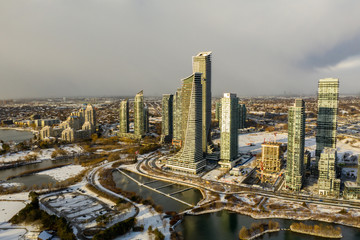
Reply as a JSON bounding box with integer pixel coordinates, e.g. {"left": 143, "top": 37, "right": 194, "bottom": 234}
{"left": 1, "top": 1, "right": 360, "bottom": 99}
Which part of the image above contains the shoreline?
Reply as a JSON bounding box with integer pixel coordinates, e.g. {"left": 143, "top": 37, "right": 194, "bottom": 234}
{"left": 243, "top": 229, "right": 281, "bottom": 240}
{"left": 186, "top": 203, "right": 360, "bottom": 230}
{"left": 0, "top": 127, "right": 37, "bottom": 134}
{"left": 290, "top": 226, "right": 342, "bottom": 239}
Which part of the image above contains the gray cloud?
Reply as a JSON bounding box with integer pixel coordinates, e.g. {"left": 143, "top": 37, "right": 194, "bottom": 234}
{"left": 1, "top": 0, "right": 360, "bottom": 99}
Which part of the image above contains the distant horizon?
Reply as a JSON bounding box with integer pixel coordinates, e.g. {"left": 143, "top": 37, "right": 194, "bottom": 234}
{"left": 2, "top": 93, "right": 360, "bottom": 102}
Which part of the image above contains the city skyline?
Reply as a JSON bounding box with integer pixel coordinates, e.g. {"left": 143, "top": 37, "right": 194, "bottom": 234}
{"left": 2, "top": 1, "right": 360, "bottom": 99}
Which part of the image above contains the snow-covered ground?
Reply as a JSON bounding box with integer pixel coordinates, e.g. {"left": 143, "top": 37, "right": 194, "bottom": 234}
{"left": 0, "top": 145, "right": 82, "bottom": 165}
{"left": 237, "top": 132, "right": 288, "bottom": 154}
{"left": 0, "top": 201, "right": 26, "bottom": 223}
{"left": 0, "top": 183, "right": 22, "bottom": 189}
{"left": 0, "top": 192, "right": 29, "bottom": 239}
{"left": 0, "top": 226, "right": 27, "bottom": 240}
{"left": 37, "top": 164, "right": 85, "bottom": 181}
{"left": 117, "top": 205, "right": 170, "bottom": 240}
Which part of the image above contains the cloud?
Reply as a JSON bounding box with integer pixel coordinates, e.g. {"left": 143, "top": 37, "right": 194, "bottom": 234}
{"left": 316, "top": 55, "right": 360, "bottom": 72}
{"left": 1, "top": 0, "right": 360, "bottom": 98}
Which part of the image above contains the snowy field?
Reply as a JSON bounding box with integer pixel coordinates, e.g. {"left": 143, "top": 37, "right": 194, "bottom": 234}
{"left": 0, "top": 201, "right": 26, "bottom": 223}
{"left": 0, "top": 183, "right": 22, "bottom": 189}
{"left": 237, "top": 132, "right": 288, "bottom": 154}
{"left": 0, "top": 145, "right": 82, "bottom": 165}
{"left": 117, "top": 205, "right": 170, "bottom": 240}
{"left": 0, "top": 192, "right": 29, "bottom": 240}
{"left": 0, "top": 227, "right": 26, "bottom": 240}
{"left": 37, "top": 164, "right": 85, "bottom": 181}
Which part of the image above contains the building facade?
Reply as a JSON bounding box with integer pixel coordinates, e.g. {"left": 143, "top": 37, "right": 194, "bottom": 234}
{"left": 258, "top": 142, "right": 283, "bottom": 173}
{"left": 316, "top": 78, "right": 339, "bottom": 161}
{"left": 161, "top": 94, "right": 173, "bottom": 143}
{"left": 119, "top": 99, "right": 129, "bottom": 133}
{"left": 238, "top": 104, "right": 247, "bottom": 129}
{"left": 219, "top": 93, "right": 239, "bottom": 167}
{"left": 286, "top": 99, "right": 306, "bottom": 191}
{"left": 318, "top": 147, "right": 340, "bottom": 196}
{"left": 134, "top": 90, "right": 145, "bottom": 136}
{"left": 40, "top": 103, "right": 96, "bottom": 142}
{"left": 172, "top": 88, "right": 182, "bottom": 146}
{"left": 144, "top": 106, "right": 149, "bottom": 134}
{"left": 215, "top": 101, "right": 221, "bottom": 121}
{"left": 193, "top": 52, "right": 212, "bottom": 154}
{"left": 166, "top": 73, "right": 206, "bottom": 174}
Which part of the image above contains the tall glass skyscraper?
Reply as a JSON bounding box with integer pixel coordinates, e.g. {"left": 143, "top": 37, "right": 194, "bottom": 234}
{"left": 161, "top": 94, "right": 173, "bottom": 143}
{"left": 286, "top": 99, "right": 305, "bottom": 191}
{"left": 193, "top": 52, "right": 212, "bottom": 154}
{"left": 220, "top": 93, "right": 239, "bottom": 167}
{"left": 172, "top": 88, "right": 182, "bottom": 144}
{"left": 134, "top": 90, "right": 145, "bottom": 136}
{"left": 167, "top": 73, "right": 206, "bottom": 174}
{"left": 318, "top": 147, "right": 340, "bottom": 196}
{"left": 316, "top": 78, "right": 339, "bottom": 161}
{"left": 119, "top": 99, "right": 129, "bottom": 133}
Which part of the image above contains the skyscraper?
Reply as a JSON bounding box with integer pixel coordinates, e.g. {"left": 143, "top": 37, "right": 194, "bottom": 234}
{"left": 238, "top": 104, "right": 247, "bottom": 129}
{"left": 134, "top": 90, "right": 145, "bottom": 136}
{"left": 144, "top": 106, "right": 149, "bottom": 134}
{"left": 161, "top": 94, "right": 173, "bottom": 143}
{"left": 316, "top": 78, "right": 339, "bottom": 161}
{"left": 215, "top": 101, "right": 221, "bottom": 121}
{"left": 166, "top": 73, "right": 206, "bottom": 174}
{"left": 172, "top": 88, "right": 182, "bottom": 145}
{"left": 318, "top": 147, "right": 340, "bottom": 196}
{"left": 193, "top": 52, "right": 212, "bottom": 154}
{"left": 219, "top": 93, "right": 239, "bottom": 168}
{"left": 119, "top": 99, "right": 129, "bottom": 133}
{"left": 286, "top": 99, "right": 305, "bottom": 191}
{"left": 85, "top": 104, "right": 96, "bottom": 127}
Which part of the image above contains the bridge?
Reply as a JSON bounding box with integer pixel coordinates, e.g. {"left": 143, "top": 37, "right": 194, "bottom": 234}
{"left": 117, "top": 169, "right": 194, "bottom": 207}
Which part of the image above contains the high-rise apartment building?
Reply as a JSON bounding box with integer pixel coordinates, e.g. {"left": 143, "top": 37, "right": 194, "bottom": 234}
{"left": 238, "top": 104, "right": 247, "bottom": 129}
{"left": 215, "top": 101, "right": 221, "bottom": 121}
{"left": 172, "top": 88, "right": 182, "bottom": 145}
{"left": 161, "top": 94, "right": 173, "bottom": 143}
{"left": 193, "top": 52, "right": 212, "bottom": 154}
{"left": 286, "top": 99, "right": 306, "bottom": 191}
{"left": 318, "top": 147, "right": 340, "bottom": 196}
{"left": 166, "top": 73, "right": 206, "bottom": 174}
{"left": 85, "top": 104, "right": 96, "bottom": 127}
{"left": 134, "top": 90, "right": 145, "bottom": 136}
{"left": 144, "top": 106, "right": 149, "bottom": 134}
{"left": 119, "top": 99, "right": 129, "bottom": 133}
{"left": 316, "top": 78, "right": 339, "bottom": 161}
{"left": 258, "top": 142, "right": 283, "bottom": 173}
{"left": 219, "top": 93, "right": 239, "bottom": 168}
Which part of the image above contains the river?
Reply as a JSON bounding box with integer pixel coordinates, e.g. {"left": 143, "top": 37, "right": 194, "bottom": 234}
{"left": 1, "top": 158, "right": 75, "bottom": 187}
{"left": 113, "top": 170, "right": 360, "bottom": 239}
{"left": 113, "top": 170, "right": 203, "bottom": 212}
{"left": 0, "top": 129, "right": 34, "bottom": 143}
